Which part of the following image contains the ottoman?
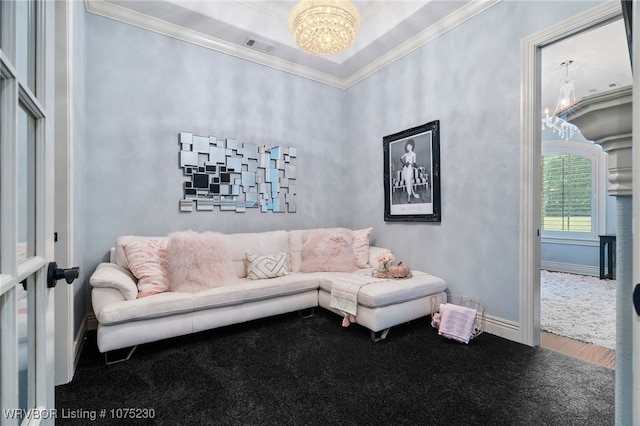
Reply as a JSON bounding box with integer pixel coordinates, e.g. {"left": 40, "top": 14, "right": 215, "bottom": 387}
{"left": 318, "top": 270, "right": 447, "bottom": 341}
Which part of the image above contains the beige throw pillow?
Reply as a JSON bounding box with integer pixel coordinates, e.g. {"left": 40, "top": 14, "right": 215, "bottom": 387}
{"left": 246, "top": 252, "right": 288, "bottom": 280}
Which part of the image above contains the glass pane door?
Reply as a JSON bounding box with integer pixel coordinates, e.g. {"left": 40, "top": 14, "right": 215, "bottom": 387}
{"left": 17, "top": 104, "right": 36, "bottom": 263}
{"left": 1, "top": 1, "right": 56, "bottom": 424}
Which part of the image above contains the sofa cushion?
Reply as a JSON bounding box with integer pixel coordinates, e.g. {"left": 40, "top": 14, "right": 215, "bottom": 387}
{"left": 246, "top": 252, "right": 288, "bottom": 280}
{"left": 167, "top": 231, "right": 238, "bottom": 292}
{"left": 223, "top": 230, "right": 289, "bottom": 278}
{"left": 288, "top": 229, "right": 306, "bottom": 273}
{"left": 192, "top": 273, "right": 320, "bottom": 312}
{"left": 122, "top": 239, "right": 170, "bottom": 297}
{"left": 95, "top": 273, "right": 321, "bottom": 325}
{"left": 93, "top": 290, "right": 195, "bottom": 325}
{"left": 90, "top": 262, "right": 138, "bottom": 300}
{"left": 300, "top": 228, "right": 357, "bottom": 272}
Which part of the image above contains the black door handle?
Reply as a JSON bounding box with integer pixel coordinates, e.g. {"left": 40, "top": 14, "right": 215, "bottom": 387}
{"left": 634, "top": 284, "right": 640, "bottom": 316}
{"left": 47, "top": 262, "right": 80, "bottom": 288}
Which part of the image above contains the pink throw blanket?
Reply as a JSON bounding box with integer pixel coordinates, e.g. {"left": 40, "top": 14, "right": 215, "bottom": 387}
{"left": 438, "top": 303, "right": 477, "bottom": 344}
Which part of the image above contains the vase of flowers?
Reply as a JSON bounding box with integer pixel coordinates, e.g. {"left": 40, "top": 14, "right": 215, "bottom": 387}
{"left": 373, "top": 251, "right": 395, "bottom": 278}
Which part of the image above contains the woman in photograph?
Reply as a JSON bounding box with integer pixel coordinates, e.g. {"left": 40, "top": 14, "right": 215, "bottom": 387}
{"left": 401, "top": 139, "right": 420, "bottom": 203}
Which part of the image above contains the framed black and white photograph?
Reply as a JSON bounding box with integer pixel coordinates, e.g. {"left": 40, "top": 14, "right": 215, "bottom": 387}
{"left": 383, "top": 120, "right": 440, "bottom": 222}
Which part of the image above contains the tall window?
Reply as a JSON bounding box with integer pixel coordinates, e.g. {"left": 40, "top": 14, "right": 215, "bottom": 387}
{"left": 542, "top": 153, "right": 592, "bottom": 232}
{"left": 541, "top": 140, "right": 605, "bottom": 240}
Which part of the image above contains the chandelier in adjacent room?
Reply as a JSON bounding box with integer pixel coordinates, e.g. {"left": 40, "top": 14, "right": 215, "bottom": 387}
{"left": 288, "top": 0, "right": 360, "bottom": 56}
{"left": 542, "top": 60, "right": 579, "bottom": 141}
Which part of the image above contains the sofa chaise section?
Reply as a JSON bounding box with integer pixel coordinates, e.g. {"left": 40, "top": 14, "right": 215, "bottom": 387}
{"left": 318, "top": 270, "right": 446, "bottom": 339}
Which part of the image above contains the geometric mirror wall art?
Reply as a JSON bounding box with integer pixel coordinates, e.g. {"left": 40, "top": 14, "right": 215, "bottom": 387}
{"left": 178, "top": 132, "right": 297, "bottom": 213}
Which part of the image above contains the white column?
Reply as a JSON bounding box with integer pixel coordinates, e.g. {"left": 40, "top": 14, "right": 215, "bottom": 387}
{"left": 564, "top": 86, "right": 633, "bottom": 424}
{"left": 631, "top": 2, "right": 640, "bottom": 422}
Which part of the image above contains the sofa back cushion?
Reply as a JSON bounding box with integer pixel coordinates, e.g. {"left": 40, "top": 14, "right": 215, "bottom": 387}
{"left": 288, "top": 229, "right": 306, "bottom": 273}
{"left": 222, "top": 230, "right": 289, "bottom": 278}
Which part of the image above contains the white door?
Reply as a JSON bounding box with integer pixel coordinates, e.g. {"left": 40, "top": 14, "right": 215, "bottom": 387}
{"left": 632, "top": 2, "right": 640, "bottom": 423}
{"left": 1, "top": 1, "right": 58, "bottom": 425}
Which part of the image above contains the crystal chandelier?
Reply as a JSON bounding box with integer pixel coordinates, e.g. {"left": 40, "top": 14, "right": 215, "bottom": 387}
{"left": 541, "top": 60, "right": 579, "bottom": 141}
{"left": 288, "top": 0, "right": 360, "bottom": 56}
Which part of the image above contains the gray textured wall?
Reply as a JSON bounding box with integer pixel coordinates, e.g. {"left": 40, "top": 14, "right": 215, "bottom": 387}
{"left": 78, "top": 0, "right": 602, "bottom": 327}
{"left": 82, "top": 12, "right": 349, "bottom": 282}
{"left": 343, "top": 0, "right": 601, "bottom": 322}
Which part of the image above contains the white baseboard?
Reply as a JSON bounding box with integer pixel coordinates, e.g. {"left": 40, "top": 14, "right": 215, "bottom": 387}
{"left": 86, "top": 313, "right": 98, "bottom": 331}
{"left": 540, "top": 260, "right": 600, "bottom": 277}
{"left": 72, "top": 314, "right": 97, "bottom": 371}
{"left": 484, "top": 314, "right": 521, "bottom": 343}
{"left": 73, "top": 315, "right": 88, "bottom": 370}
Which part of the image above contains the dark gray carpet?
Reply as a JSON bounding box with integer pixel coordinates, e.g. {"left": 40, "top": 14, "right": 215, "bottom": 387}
{"left": 56, "top": 310, "right": 614, "bottom": 425}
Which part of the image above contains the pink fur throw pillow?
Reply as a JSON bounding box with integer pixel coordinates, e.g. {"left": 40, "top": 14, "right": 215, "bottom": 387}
{"left": 166, "top": 231, "right": 237, "bottom": 292}
{"left": 300, "top": 228, "right": 357, "bottom": 272}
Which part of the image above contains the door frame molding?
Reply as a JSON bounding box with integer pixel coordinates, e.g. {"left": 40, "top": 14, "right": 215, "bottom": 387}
{"left": 519, "top": 1, "right": 622, "bottom": 346}
{"left": 53, "top": 0, "right": 76, "bottom": 386}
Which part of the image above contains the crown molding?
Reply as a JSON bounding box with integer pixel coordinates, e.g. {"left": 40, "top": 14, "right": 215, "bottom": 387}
{"left": 84, "top": 0, "right": 346, "bottom": 88}
{"left": 342, "top": 0, "right": 500, "bottom": 88}
{"left": 85, "top": 0, "right": 500, "bottom": 90}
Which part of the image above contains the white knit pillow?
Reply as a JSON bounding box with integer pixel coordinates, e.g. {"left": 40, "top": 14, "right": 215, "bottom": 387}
{"left": 352, "top": 227, "right": 372, "bottom": 268}
{"left": 246, "top": 252, "right": 288, "bottom": 280}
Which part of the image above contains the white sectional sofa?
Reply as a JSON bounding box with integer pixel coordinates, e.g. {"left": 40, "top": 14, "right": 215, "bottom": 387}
{"left": 90, "top": 228, "right": 447, "bottom": 358}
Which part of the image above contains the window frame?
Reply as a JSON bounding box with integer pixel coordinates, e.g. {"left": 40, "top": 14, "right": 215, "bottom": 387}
{"left": 541, "top": 139, "right": 607, "bottom": 244}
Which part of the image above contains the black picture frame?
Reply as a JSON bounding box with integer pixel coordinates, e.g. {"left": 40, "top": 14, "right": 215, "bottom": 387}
{"left": 383, "top": 120, "right": 441, "bottom": 222}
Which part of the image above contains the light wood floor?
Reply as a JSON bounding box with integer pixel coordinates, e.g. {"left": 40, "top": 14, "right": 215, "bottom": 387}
{"left": 541, "top": 332, "right": 616, "bottom": 370}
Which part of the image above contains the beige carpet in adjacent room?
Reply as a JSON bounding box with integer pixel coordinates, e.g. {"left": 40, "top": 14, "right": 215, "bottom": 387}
{"left": 541, "top": 270, "right": 616, "bottom": 350}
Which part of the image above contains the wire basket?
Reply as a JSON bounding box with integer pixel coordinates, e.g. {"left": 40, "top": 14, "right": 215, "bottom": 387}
{"left": 430, "top": 294, "right": 486, "bottom": 339}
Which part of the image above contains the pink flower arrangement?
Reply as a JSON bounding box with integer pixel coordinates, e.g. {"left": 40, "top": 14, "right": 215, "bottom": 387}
{"left": 376, "top": 251, "right": 395, "bottom": 264}
{"left": 376, "top": 252, "right": 395, "bottom": 271}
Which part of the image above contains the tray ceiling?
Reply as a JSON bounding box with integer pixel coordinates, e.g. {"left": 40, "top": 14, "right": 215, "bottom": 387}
{"left": 86, "top": 0, "right": 632, "bottom": 103}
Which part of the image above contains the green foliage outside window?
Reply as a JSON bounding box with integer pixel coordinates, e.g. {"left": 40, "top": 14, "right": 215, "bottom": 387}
{"left": 542, "top": 153, "right": 592, "bottom": 233}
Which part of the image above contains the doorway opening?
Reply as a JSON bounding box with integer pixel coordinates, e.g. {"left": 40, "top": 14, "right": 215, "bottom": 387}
{"left": 519, "top": 1, "right": 624, "bottom": 348}
{"left": 537, "top": 16, "right": 630, "bottom": 366}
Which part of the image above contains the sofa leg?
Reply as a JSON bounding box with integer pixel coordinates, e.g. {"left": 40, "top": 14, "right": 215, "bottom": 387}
{"left": 104, "top": 345, "right": 137, "bottom": 365}
{"left": 298, "top": 308, "right": 315, "bottom": 319}
{"left": 370, "top": 328, "right": 390, "bottom": 342}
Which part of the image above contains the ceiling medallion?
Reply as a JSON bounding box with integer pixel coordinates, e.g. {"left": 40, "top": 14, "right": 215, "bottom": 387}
{"left": 288, "top": 0, "right": 361, "bottom": 56}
